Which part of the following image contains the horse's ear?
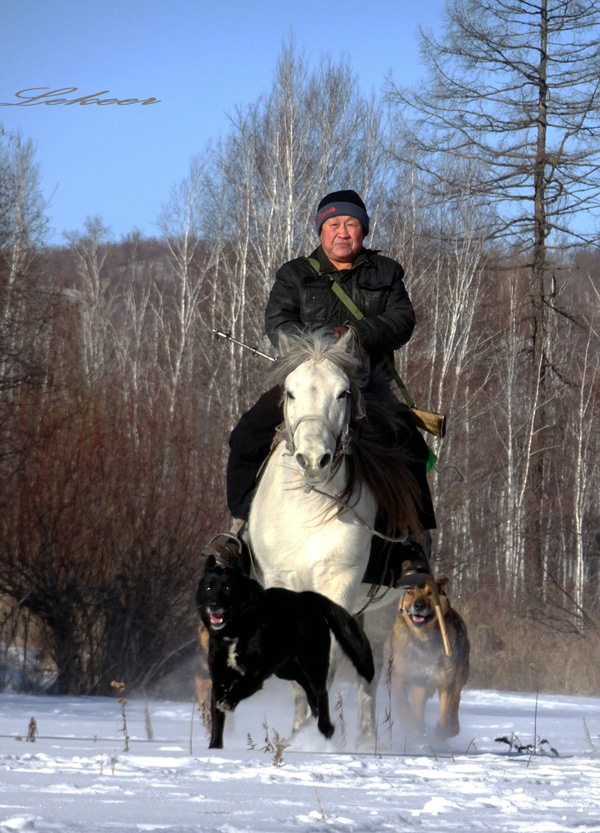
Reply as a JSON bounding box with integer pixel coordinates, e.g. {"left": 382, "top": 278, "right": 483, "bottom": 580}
{"left": 339, "top": 329, "right": 356, "bottom": 353}
{"left": 339, "top": 328, "right": 366, "bottom": 365}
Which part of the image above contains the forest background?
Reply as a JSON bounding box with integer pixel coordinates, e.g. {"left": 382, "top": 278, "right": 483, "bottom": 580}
{"left": 1, "top": 1, "right": 600, "bottom": 700}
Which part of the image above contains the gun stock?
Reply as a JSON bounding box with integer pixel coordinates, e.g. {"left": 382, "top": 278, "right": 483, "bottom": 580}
{"left": 410, "top": 408, "right": 447, "bottom": 439}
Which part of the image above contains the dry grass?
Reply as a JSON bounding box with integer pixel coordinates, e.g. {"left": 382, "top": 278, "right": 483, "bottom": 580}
{"left": 458, "top": 595, "right": 600, "bottom": 695}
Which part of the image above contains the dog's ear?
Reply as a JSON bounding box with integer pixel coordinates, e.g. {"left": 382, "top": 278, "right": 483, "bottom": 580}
{"left": 436, "top": 577, "right": 449, "bottom": 595}
{"left": 239, "top": 574, "right": 262, "bottom": 611}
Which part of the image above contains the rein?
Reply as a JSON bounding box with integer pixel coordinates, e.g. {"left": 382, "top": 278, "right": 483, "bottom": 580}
{"left": 273, "top": 340, "right": 409, "bottom": 616}
{"left": 303, "top": 482, "right": 409, "bottom": 544}
{"left": 282, "top": 388, "right": 408, "bottom": 544}
{"left": 299, "top": 481, "right": 407, "bottom": 615}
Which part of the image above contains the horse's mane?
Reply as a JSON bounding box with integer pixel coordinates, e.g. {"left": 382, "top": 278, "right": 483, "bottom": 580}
{"left": 347, "top": 370, "right": 421, "bottom": 536}
{"left": 270, "top": 330, "right": 422, "bottom": 536}
{"left": 270, "top": 330, "right": 369, "bottom": 420}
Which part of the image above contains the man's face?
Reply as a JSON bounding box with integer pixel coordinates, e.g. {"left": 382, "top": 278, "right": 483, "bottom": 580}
{"left": 320, "top": 215, "right": 365, "bottom": 268}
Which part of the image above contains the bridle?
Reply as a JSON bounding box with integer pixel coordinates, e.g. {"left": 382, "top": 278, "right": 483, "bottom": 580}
{"left": 279, "top": 376, "right": 406, "bottom": 615}
{"left": 282, "top": 400, "right": 352, "bottom": 468}
{"left": 282, "top": 392, "right": 408, "bottom": 544}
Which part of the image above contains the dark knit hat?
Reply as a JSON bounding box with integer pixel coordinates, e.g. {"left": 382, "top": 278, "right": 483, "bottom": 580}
{"left": 315, "top": 189, "right": 370, "bottom": 236}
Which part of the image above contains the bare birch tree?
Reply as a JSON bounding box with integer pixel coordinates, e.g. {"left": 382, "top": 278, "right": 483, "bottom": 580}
{"left": 157, "top": 157, "right": 226, "bottom": 417}
{"left": 0, "top": 132, "right": 49, "bottom": 396}
{"left": 64, "top": 216, "right": 113, "bottom": 388}
{"left": 202, "top": 41, "right": 391, "bottom": 419}
{"left": 569, "top": 282, "right": 600, "bottom": 616}
{"left": 385, "top": 0, "right": 600, "bottom": 582}
{"left": 0, "top": 132, "right": 48, "bottom": 309}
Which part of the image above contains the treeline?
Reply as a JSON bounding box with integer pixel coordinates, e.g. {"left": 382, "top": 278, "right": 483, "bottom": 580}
{"left": 2, "top": 6, "right": 600, "bottom": 696}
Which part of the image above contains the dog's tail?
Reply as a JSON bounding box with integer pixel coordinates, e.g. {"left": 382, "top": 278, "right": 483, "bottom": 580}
{"left": 315, "top": 595, "right": 374, "bottom": 682}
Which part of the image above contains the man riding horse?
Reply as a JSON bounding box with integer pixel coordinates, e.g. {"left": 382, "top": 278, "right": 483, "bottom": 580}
{"left": 217, "top": 189, "right": 435, "bottom": 588}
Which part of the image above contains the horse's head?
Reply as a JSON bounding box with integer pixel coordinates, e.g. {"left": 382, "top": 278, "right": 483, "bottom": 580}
{"left": 272, "top": 330, "right": 366, "bottom": 485}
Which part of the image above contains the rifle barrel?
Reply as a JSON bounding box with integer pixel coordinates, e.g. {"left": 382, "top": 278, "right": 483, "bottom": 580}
{"left": 211, "top": 329, "right": 276, "bottom": 362}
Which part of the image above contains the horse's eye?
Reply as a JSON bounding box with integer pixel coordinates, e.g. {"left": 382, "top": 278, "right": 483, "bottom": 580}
{"left": 286, "top": 390, "right": 295, "bottom": 401}
{"left": 338, "top": 390, "right": 351, "bottom": 401}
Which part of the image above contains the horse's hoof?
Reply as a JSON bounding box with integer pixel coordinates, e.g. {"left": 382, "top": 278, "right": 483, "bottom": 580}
{"left": 355, "top": 731, "right": 376, "bottom": 752}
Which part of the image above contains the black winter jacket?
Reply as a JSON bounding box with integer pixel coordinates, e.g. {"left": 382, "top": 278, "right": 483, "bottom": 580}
{"left": 265, "top": 245, "right": 416, "bottom": 369}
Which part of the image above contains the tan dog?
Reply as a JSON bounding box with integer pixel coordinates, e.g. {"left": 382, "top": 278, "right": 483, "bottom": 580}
{"left": 391, "top": 578, "right": 470, "bottom": 740}
{"left": 195, "top": 623, "right": 211, "bottom": 707}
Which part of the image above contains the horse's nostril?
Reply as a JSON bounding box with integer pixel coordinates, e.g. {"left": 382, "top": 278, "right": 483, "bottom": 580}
{"left": 320, "top": 453, "right": 332, "bottom": 469}
{"left": 296, "top": 453, "right": 307, "bottom": 470}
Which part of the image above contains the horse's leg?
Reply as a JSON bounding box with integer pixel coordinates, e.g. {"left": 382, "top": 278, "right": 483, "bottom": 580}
{"left": 356, "top": 598, "right": 400, "bottom": 750}
{"left": 411, "top": 685, "right": 429, "bottom": 735}
{"left": 291, "top": 680, "right": 312, "bottom": 732}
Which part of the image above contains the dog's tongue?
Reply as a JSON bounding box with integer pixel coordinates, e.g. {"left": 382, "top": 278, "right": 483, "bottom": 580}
{"left": 412, "top": 614, "right": 426, "bottom": 623}
{"left": 210, "top": 612, "right": 224, "bottom": 626}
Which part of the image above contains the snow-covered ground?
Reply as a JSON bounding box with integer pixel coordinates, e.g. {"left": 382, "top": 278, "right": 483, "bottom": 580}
{"left": 0, "top": 677, "right": 599, "bottom": 832}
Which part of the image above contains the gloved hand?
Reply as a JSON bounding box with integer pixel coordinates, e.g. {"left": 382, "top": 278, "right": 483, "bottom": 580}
{"left": 332, "top": 325, "right": 349, "bottom": 338}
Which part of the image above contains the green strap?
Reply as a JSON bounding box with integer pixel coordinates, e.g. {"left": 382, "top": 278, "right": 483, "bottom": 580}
{"left": 308, "top": 258, "right": 416, "bottom": 408}
{"left": 329, "top": 277, "right": 365, "bottom": 321}
{"left": 425, "top": 446, "right": 437, "bottom": 473}
{"left": 307, "top": 257, "right": 437, "bottom": 471}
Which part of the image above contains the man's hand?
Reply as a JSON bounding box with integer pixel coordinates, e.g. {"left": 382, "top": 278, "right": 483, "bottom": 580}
{"left": 332, "top": 325, "right": 349, "bottom": 338}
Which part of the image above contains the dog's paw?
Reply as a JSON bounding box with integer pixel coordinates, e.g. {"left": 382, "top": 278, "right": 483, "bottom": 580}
{"left": 216, "top": 697, "right": 236, "bottom": 713}
{"left": 434, "top": 720, "right": 459, "bottom": 740}
{"left": 318, "top": 719, "right": 335, "bottom": 740}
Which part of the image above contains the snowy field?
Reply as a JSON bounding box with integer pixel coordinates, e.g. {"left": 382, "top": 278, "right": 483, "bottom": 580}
{"left": 1, "top": 677, "right": 600, "bottom": 832}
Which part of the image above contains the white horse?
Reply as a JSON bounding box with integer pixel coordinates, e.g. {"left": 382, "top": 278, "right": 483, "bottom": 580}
{"left": 248, "top": 330, "right": 421, "bottom": 748}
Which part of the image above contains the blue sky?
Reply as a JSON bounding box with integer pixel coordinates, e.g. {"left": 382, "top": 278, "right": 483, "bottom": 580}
{"left": 1, "top": 0, "right": 446, "bottom": 245}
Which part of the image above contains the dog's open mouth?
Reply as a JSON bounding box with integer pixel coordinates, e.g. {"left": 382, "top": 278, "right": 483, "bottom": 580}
{"left": 409, "top": 611, "right": 435, "bottom": 627}
{"left": 208, "top": 609, "right": 226, "bottom": 630}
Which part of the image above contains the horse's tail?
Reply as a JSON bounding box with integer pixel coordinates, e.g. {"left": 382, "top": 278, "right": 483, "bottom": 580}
{"left": 314, "top": 594, "right": 374, "bottom": 683}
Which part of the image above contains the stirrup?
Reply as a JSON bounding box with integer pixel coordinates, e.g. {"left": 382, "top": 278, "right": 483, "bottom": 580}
{"left": 207, "top": 532, "right": 242, "bottom": 552}
{"left": 394, "top": 569, "right": 431, "bottom": 590}
{"left": 202, "top": 533, "right": 243, "bottom": 567}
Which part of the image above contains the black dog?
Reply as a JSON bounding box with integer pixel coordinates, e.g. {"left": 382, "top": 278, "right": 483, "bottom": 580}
{"left": 196, "top": 555, "right": 374, "bottom": 749}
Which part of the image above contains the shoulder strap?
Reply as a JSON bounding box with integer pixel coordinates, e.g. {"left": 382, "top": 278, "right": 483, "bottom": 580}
{"left": 306, "top": 257, "right": 414, "bottom": 408}
{"left": 329, "top": 278, "right": 365, "bottom": 322}
{"left": 305, "top": 257, "right": 439, "bottom": 466}
{"left": 307, "top": 257, "right": 365, "bottom": 320}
